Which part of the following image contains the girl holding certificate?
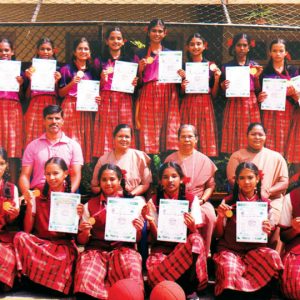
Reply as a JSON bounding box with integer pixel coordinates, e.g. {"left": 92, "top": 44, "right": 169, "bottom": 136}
{"left": 14, "top": 157, "right": 77, "bottom": 295}
{"left": 141, "top": 162, "right": 207, "bottom": 299}
{"left": 0, "top": 148, "right": 19, "bottom": 291}
{"left": 179, "top": 33, "right": 220, "bottom": 157}
{"left": 93, "top": 27, "right": 138, "bottom": 158}
{"left": 214, "top": 162, "right": 283, "bottom": 299}
{"left": 74, "top": 163, "right": 144, "bottom": 299}
{"left": 220, "top": 33, "right": 262, "bottom": 154}
{"left": 135, "top": 18, "right": 180, "bottom": 154}
{"left": 24, "top": 37, "right": 61, "bottom": 146}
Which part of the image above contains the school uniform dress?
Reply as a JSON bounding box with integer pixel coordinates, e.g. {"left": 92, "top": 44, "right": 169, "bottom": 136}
{"left": 286, "top": 104, "right": 300, "bottom": 163}
{"left": 180, "top": 59, "right": 218, "bottom": 157}
{"left": 136, "top": 48, "right": 180, "bottom": 154}
{"left": 0, "top": 181, "right": 19, "bottom": 288}
{"left": 146, "top": 193, "right": 208, "bottom": 291}
{"left": 221, "top": 59, "right": 261, "bottom": 154}
{"left": 213, "top": 194, "right": 283, "bottom": 296}
{"left": 279, "top": 187, "right": 300, "bottom": 300}
{"left": 13, "top": 191, "right": 77, "bottom": 294}
{"left": 93, "top": 57, "right": 137, "bottom": 158}
{"left": 74, "top": 194, "right": 143, "bottom": 300}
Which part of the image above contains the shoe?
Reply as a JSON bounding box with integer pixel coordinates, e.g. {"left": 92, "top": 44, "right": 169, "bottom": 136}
{"left": 186, "top": 291, "right": 200, "bottom": 300}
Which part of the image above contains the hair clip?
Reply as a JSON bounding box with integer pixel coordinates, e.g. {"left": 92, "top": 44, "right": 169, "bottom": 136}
{"left": 286, "top": 51, "right": 292, "bottom": 61}
{"left": 250, "top": 40, "right": 256, "bottom": 48}
{"left": 121, "top": 169, "right": 127, "bottom": 179}
{"left": 258, "top": 170, "right": 264, "bottom": 180}
{"left": 182, "top": 176, "right": 191, "bottom": 184}
{"left": 53, "top": 47, "right": 58, "bottom": 54}
{"left": 143, "top": 26, "right": 148, "bottom": 33}
{"left": 204, "top": 41, "right": 208, "bottom": 49}
{"left": 227, "top": 38, "right": 233, "bottom": 47}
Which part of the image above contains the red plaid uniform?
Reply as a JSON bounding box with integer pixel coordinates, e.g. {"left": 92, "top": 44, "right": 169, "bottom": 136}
{"left": 74, "top": 247, "right": 143, "bottom": 299}
{"left": 0, "top": 242, "right": 16, "bottom": 287}
{"left": 180, "top": 93, "right": 218, "bottom": 157}
{"left": 213, "top": 248, "right": 283, "bottom": 296}
{"left": 24, "top": 95, "right": 57, "bottom": 147}
{"left": 13, "top": 232, "right": 77, "bottom": 294}
{"left": 138, "top": 81, "right": 180, "bottom": 153}
{"left": 93, "top": 90, "right": 135, "bottom": 158}
{"left": 61, "top": 95, "right": 94, "bottom": 162}
{"left": 0, "top": 99, "right": 23, "bottom": 158}
{"left": 146, "top": 233, "right": 208, "bottom": 290}
{"left": 286, "top": 107, "right": 300, "bottom": 163}
{"left": 221, "top": 92, "right": 261, "bottom": 154}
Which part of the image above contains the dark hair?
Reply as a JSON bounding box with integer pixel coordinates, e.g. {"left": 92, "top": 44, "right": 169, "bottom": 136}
{"left": 113, "top": 124, "right": 133, "bottom": 138}
{"left": 71, "top": 37, "right": 92, "bottom": 67}
{"left": 42, "top": 157, "right": 71, "bottom": 196}
{"left": 36, "top": 37, "right": 56, "bottom": 59}
{"left": 43, "top": 104, "right": 63, "bottom": 118}
{"left": 177, "top": 124, "right": 198, "bottom": 139}
{"left": 247, "top": 122, "right": 266, "bottom": 135}
{"left": 97, "top": 163, "right": 133, "bottom": 198}
{"left": 186, "top": 33, "right": 206, "bottom": 62}
{"left": 0, "top": 148, "right": 11, "bottom": 197}
{"left": 229, "top": 33, "right": 253, "bottom": 58}
{"left": 0, "top": 38, "right": 16, "bottom": 60}
{"left": 145, "top": 19, "right": 166, "bottom": 52}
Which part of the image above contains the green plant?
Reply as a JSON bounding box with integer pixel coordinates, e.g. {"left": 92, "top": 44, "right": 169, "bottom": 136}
{"left": 246, "top": 5, "right": 274, "bottom": 24}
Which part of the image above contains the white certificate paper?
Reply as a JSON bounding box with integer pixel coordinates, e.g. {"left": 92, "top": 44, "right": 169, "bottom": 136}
{"left": 76, "top": 80, "right": 99, "bottom": 111}
{"left": 236, "top": 201, "right": 268, "bottom": 243}
{"left": 157, "top": 199, "right": 189, "bottom": 243}
{"left": 158, "top": 51, "right": 182, "bottom": 83}
{"left": 185, "top": 62, "right": 209, "bottom": 94}
{"left": 105, "top": 197, "right": 140, "bottom": 242}
{"left": 48, "top": 192, "right": 81, "bottom": 234}
{"left": 261, "top": 78, "right": 287, "bottom": 111}
{"left": 291, "top": 75, "right": 300, "bottom": 93}
{"left": 111, "top": 60, "right": 138, "bottom": 94}
{"left": 0, "top": 60, "right": 21, "bottom": 92}
{"left": 226, "top": 66, "right": 250, "bottom": 97}
{"left": 31, "top": 58, "right": 57, "bottom": 92}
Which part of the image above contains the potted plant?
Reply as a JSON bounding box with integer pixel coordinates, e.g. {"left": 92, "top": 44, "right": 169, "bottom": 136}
{"left": 246, "top": 5, "right": 274, "bottom": 25}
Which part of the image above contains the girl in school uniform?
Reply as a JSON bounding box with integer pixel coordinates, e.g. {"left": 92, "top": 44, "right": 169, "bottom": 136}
{"left": 24, "top": 37, "right": 61, "bottom": 146}
{"left": 214, "top": 162, "right": 283, "bottom": 300}
{"left": 258, "top": 38, "right": 299, "bottom": 156}
{"left": 220, "top": 33, "right": 262, "bottom": 154}
{"left": 74, "top": 163, "right": 144, "bottom": 300}
{"left": 0, "top": 147, "right": 19, "bottom": 291}
{"left": 142, "top": 162, "right": 207, "bottom": 299}
{"left": 179, "top": 33, "right": 221, "bottom": 157}
{"left": 13, "top": 157, "right": 77, "bottom": 295}
{"left": 93, "top": 27, "right": 137, "bottom": 158}
{"left": 59, "top": 37, "right": 100, "bottom": 163}
{"left": 135, "top": 18, "right": 180, "bottom": 154}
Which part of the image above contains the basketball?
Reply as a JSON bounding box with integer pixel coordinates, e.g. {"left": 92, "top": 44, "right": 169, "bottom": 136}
{"left": 150, "top": 281, "right": 186, "bottom": 300}
{"left": 108, "top": 278, "right": 144, "bottom": 300}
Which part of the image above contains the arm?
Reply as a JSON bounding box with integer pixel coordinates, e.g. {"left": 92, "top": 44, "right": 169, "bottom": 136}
{"left": 211, "top": 68, "right": 221, "bottom": 99}
{"left": 200, "top": 176, "right": 216, "bottom": 204}
{"left": 70, "top": 164, "right": 82, "bottom": 193}
{"left": 19, "top": 165, "right": 33, "bottom": 196}
{"left": 141, "top": 201, "right": 158, "bottom": 240}
{"left": 226, "top": 154, "right": 239, "bottom": 187}
{"left": 91, "top": 160, "right": 101, "bottom": 194}
{"left": 214, "top": 200, "right": 231, "bottom": 238}
{"left": 23, "top": 197, "right": 35, "bottom": 233}
{"left": 130, "top": 182, "right": 150, "bottom": 197}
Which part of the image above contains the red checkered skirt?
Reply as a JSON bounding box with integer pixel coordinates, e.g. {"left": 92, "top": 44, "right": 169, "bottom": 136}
{"left": 180, "top": 93, "right": 218, "bottom": 157}
{"left": 213, "top": 247, "right": 283, "bottom": 296}
{"left": 24, "top": 95, "right": 57, "bottom": 147}
{"left": 74, "top": 247, "right": 143, "bottom": 299}
{"left": 262, "top": 100, "right": 294, "bottom": 156}
{"left": 286, "top": 107, "right": 300, "bottom": 163}
{"left": 0, "top": 99, "right": 23, "bottom": 158}
{"left": 281, "top": 251, "right": 300, "bottom": 300}
{"left": 138, "top": 81, "right": 180, "bottom": 153}
{"left": 146, "top": 233, "right": 208, "bottom": 290}
{"left": 61, "top": 95, "right": 94, "bottom": 162}
{"left": 221, "top": 92, "right": 261, "bottom": 154}
{"left": 0, "top": 242, "right": 17, "bottom": 288}
{"left": 13, "top": 232, "right": 77, "bottom": 294}
{"left": 93, "top": 91, "right": 135, "bottom": 158}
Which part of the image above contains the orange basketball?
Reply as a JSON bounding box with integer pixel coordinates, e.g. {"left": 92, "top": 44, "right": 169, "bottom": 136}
{"left": 108, "top": 278, "right": 144, "bottom": 300}
{"left": 150, "top": 281, "right": 185, "bottom": 300}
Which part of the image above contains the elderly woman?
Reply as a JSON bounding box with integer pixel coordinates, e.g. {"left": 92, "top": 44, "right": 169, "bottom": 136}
{"left": 91, "top": 124, "right": 152, "bottom": 196}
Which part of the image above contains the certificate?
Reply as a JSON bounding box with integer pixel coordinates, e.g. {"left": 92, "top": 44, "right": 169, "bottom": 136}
{"left": 31, "top": 58, "right": 57, "bottom": 92}
{"left": 236, "top": 201, "right": 268, "bottom": 243}
{"left": 76, "top": 80, "right": 99, "bottom": 111}
{"left": 157, "top": 199, "right": 189, "bottom": 243}
{"left": 0, "top": 60, "right": 21, "bottom": 92}
{"left": 261, "top": 78, "right": 287, "bottom": 111}
{"left": 105, "top": 197, "right": 140, "bottom": 242}
{"left": 111, "top": 60, "right": 138, "bottom": 94}
{"left": 158, "top": 51, "right": 182, "bottom": 83}
{"left": 291, "top": 75, "right": 300, "bottom": 93}
{"left": 226, "top": 66, "right": 250, "bottom": 97}
{"left": 48, "top": 192, "right": 81, "bottom": 234}
{"left": 185, "top": 62, "right": 209, "bottom": 94}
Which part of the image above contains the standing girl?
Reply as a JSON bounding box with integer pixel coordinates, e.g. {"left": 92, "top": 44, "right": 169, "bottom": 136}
{"left": 93, "top": 27, "right": 137, "bottom": 158}
{"left": 220, "top": 33, "right": 262, "bottom": 154}
{"left": 74, "top": 163, "right": 144, "bottom": 299}
{"left": 0, "top": 38, "right": 24, "bottom": 183}
{"left": 14, "top": 157, "right": 77, "bottom": 295}
{"left": 258, "top": 39, "right": 299, "bottom": 156}
{"left": 142, "top": 162, "right": 207, "bottom": 298}
{"left": 24, "top": 37, "right": 61, "bottom": 146}
{"left": 59, "top": 37, "right": 99, "bottom": 163}
{"left": 179, "top": 33, "right": 220, "bottom": 157}
{"left": 214, "top": 162, "right": 283, "bottom": 299}
{"left": 0, "top": 147, "right": 19, "bottom": 290}
{"left": 136, "top": 19, "right": 180, "bottom": 154}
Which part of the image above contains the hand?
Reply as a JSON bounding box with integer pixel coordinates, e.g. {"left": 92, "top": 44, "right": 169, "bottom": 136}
{"left": 72, "top": 75, "right": 82, "bottom": 84}
{"left": 214, "top": 68, "right": 222, "bottom": 79}
{"left": 6, "top": 206, "right": 19, "bottom": 220}
{"left": 141, "top": 204, "right": 153, "bottom": 222}
{"left": 177, "top": 69, "right": 186, "bottom": 79}
{"left": 291, "top": 217, "right": 300, "bottom": 233}
{"left": 216, "top": 200, "right": 232, "bottom": 218}
{"left": 24, "top": 190, "right": 35, "bottom": 206}
{"left": 54, "top": 71, "right": 61, "bottom": 83}
{"left": 76, "top": 203, "right": 84, "bottom": 218}
{"left": 262, "top": 220, "right": 272, "bottom": 234}
{"left": 257, "top": 91, "right": 268, "bottom": 103}
{"left": 254, "top": 65, "right": 263, "bottom": 78}
{"left": 132, "top": 76, "right": 138, "bottom": 87}
{"left": 78, "top": 221, "right": 92, "bottom": 233}
{"left": 184, "top": 212, "right": 197, "bottom": 233}
{"left": 260, "top": 188, "right": 270, "bottom": 199}
{"left": 220, "top": 80, "right": 230, "bottom": 90}
{"left": 95, "top": 95, "right": 102, "bottom": 106}
{"left": 138, "top": 59, "right": 147, "bottom": 73}
{"left": 181, "top": 79, "right": 189, "bottom": 90}
{"left": 25, "top": 67, "right": 34, "bottom": 79}
{"left": 132, "top": 217, "right": 144, "bottom": 231}
{"left": 287, "top": 84, "right": 296, "bottom": 97}
{"left": 16, "top": 76, "right": 24, "bottom": 86}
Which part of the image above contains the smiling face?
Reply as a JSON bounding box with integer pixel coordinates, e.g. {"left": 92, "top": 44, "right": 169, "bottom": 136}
{"left": 37, "top": 42, "right": 54, "bottom": 59}
{"left": 0, "top": 41, "right": 14, "bottom": 60}
{"left": 113, "top": 128, "right": 131, "bottom": 152}
{"left": 187, "top": 37, "right": 205, "bottom": 58}
{"left": 106, "top": 30, "right": 124, "bottom": 52}
{"left": 234, "top": 38, "right": 249, "bottom": 60}
{"left": 74, "top": 41, "right": 91, "bottom": 61}
{"left": 178, "top": 126, "right": 198, "bottom": 153}
{"left": 236, "top": 168, "right": 259, "bottom": 198}
{"left": 100, "top": 169, "right": 121, "bottom": 196}
{"left": 269, "top": 42, "right": 287, "bottom": 64}
{"left": 160, "top": 167, "right": 181, "bottom": 197}
{"left": 45, "top": 162, "right": 68, "bottom": 191}
{"left": 247, "top": 125, "right": 266, "bottom": 151}
{"left": 148, "top": 25, "right": 166, "bottom": 45}
{"left": 44, "top": 112, "right": 64, "bottom": 135}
